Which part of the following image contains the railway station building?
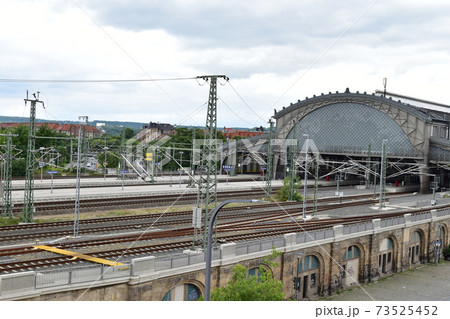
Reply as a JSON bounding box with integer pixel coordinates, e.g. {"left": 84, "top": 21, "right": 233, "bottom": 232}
{"left": 229, "top": 89, "right": 450, "bottom": 194}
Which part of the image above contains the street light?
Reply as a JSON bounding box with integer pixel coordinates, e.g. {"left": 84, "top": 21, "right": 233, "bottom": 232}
{"left": 204, "top": 199, "right": 269, "bottom": 301}
{"left": 294, "top": 252, "right": 304, "bottom": 300}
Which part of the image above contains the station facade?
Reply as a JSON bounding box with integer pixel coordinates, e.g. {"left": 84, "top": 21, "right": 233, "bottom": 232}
{"left": 229, "top": 89, "right": 450, "bottom": 194}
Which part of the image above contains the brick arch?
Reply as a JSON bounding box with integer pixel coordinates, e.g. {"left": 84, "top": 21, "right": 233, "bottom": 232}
{"left": 161, "top": 279, "right": 204, "bottom": 301}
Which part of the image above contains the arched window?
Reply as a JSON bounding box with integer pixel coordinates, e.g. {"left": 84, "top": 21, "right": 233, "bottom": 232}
{"left": 248, "top": 267, "right": 259, "bottom": 277}
{"left": 298, "top": 255, "right": 319, "bottom": 273}
{"left": 343, "top": 245, "right": 360, "bottom": 261}
{"left": 162, "top": 283, "right": 201, "bottom": 301}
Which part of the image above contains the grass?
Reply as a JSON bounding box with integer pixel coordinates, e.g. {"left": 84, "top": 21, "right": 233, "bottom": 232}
{"left": 0, "top": 216, "right": 21, "bottom": 226}
{"left": 1, "top": 200, "right": 272, "bottom": 225}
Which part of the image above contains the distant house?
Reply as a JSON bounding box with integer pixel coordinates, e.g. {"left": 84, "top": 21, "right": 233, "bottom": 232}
{"left": 56, "top": 123, "right": 103, "bottom": 138}
{"left": 0, "top": 122, "right": 103, "bottom": 138}
{"left": 136, "top": 122, "right": 175, "bottom": 142}
{"left": 221, "top": 127, "right": 266, "bottom": 139}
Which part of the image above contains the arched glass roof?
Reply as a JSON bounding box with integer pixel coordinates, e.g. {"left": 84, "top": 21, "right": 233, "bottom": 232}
{"left": 286, "top": 102, "right": 416, "bottom": 156}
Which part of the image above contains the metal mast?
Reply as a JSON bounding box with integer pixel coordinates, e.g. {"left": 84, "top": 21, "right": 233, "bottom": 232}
{"left": 379, "top": 139, "right": 387, "bottom": 209}
{"left": 194, "top": 75, "right": 228, "bottom": 248}
{"left": 366, "top": 143, "right": 371, "bottom": 188}
{"left": 22, "top": 92, "right": 44, "bottom": 223}
{"left": 74, "top": 116, "right": 88, "bottom": 237}
{"left": 313, "top": 156, "right": 319, "bottom": 214}
{"left": 120, "top": 127, "right": 126, "bottom": 171}
{"left": 301, "top": 136, "right": 309, "bottom": 219}
{"left": 265, "top": 118, "right": 274, "bottom": 198}
{"left": 187, "top": 127, "right": 197, "bottom": 187}
{"left": 1, "top": 133, "right": 17, "bottom": 217}
{"left": 288, "top": 121, "right": 297, "bottom": 201}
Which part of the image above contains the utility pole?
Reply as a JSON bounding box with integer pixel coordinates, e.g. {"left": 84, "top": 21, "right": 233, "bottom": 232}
{"left": 265, "top": 118, "right": 274, "bottom": 198}
{"left": 22, "top": 91, "right": 44, "bottom": 223}
{"left": 194, "top": 75, "right": 229, "bottom": 248}
{"left": 74, "top": 116, "right": 88, "bottom": 237}
{"left": 1, "top": 133, "right": 17, "bottom": 217}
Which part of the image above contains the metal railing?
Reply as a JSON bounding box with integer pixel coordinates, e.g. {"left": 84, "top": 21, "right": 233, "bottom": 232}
{"left": 6, "top": 208, "right": 447, "bottom": 294}
{"left": 35, "top": 264, "right": 132, "bottom": 289}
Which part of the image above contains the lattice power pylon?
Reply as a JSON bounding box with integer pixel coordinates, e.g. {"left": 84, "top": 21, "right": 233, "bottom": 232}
{"left": 193, "top": 75, "right": 228, "bottom": 248}
{"left": 1, "top": 133, "right": 17, "bottom": 217}
{"left": 22, "top": 92, "right": 44, "bottom": 223}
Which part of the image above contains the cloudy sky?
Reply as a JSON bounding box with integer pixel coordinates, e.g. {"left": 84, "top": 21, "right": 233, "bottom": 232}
{"left": 1, "top": 0, "right": 450, "bottom": 128}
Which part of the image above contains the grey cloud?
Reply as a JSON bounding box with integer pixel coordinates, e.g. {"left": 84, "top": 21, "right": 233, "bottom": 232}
{"left": 78, "top": 0, "right": 366, "bottom": 48}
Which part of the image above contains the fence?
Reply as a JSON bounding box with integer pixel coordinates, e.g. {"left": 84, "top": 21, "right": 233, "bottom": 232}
{"left": 35, "top": 263, "right": 132, "bottom": 289}
{"left": 344, "top": 222, "right": 373, "bottom": 235}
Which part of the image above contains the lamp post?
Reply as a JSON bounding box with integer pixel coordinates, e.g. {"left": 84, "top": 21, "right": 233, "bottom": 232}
{"left": 294, "top": 252, "right": 304, "bottom": 300}
{"left": 204, "top": 199, "right": 269, "bottom": 301}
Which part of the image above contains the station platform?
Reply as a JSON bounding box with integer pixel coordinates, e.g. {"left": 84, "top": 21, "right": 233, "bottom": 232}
{"left": 5, "top": 175, "right": 424, "bottom": 206}
{"left": 8, "top": 175, "right": 283, "bottom": 203}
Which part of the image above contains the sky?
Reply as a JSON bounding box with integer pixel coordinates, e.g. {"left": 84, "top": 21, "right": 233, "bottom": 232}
{"left": 1, "top": 0, "right": 450, "bottom": 128}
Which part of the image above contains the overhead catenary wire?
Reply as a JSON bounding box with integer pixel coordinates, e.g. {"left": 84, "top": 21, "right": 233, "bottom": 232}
{"left": 0, "top": 77, "right": 197, "bottom": 83}
{"left": 69, "top": 0, "right": 204, "bottom": 127}
{"left": 253, "top": 0, "right": 379, "bottom": 127}
{"left": 218, "top": 95, "right": 255, "bottom": 127}
{"left": 227, "top": 80, "right": 267, "bottom": 123}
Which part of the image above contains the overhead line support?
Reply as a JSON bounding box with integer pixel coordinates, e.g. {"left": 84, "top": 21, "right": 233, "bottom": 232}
{"left": 193, "top": 75, "right": 228, "bottom": 249}
{"left": 22, "top": 91, "right": 45, "bottom": 223}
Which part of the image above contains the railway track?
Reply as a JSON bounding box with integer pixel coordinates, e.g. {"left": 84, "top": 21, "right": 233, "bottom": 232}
{"left": 10, "top": 187, "right": 282, "bottom": 215}
{"left": 0, "top": 192, "right": 430, "bottom": 274}
{"left": 0, "top": 204, "right": 437, "bottom": 274}
{"left": 1, "top": 192, "right": 400, "bottom": 244}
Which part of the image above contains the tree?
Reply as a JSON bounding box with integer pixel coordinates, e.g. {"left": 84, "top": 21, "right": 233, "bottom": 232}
{"left": 276, "top": 177, "right": 303, "bottom": 201}
{"left": 209, "top": 249, "right": 284, "bottom": 301}
{"left": 1, "top": 124, "right": 73, "bottom": 176}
